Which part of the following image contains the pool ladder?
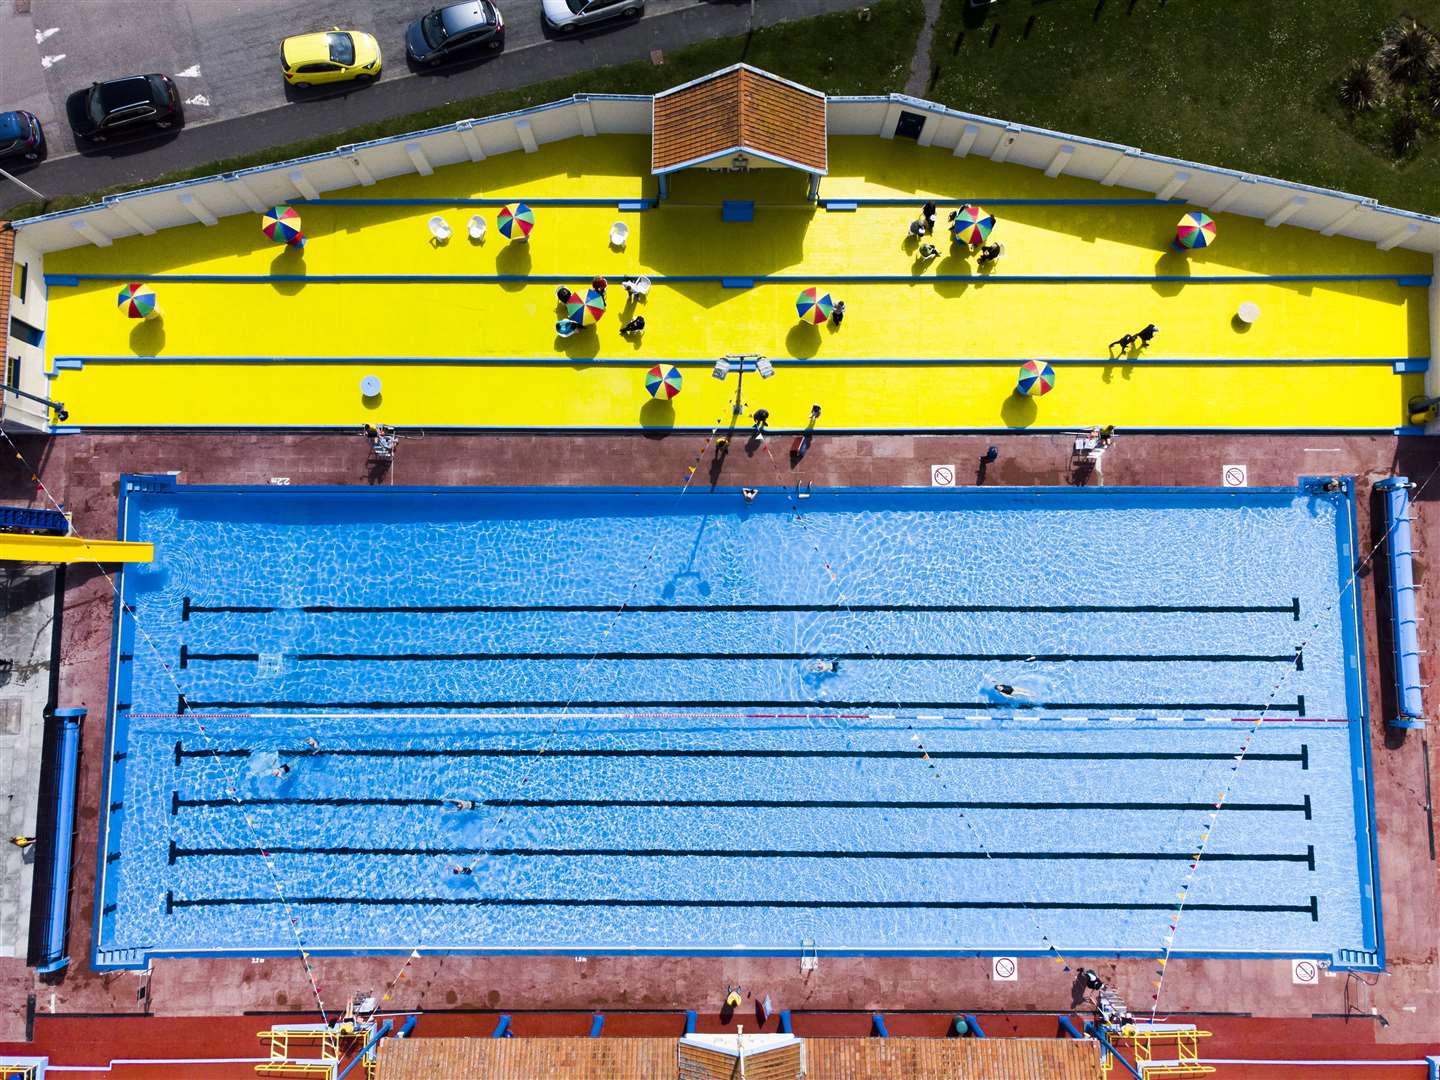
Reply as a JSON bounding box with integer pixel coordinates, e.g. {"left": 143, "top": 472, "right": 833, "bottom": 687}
{"left": 800, "top": 939, "right": 818, "bottom": 972}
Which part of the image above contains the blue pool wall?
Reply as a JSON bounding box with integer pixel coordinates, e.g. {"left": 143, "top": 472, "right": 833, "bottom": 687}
{"left": 90, "top": 475, "right": 1385, "bottom": 972}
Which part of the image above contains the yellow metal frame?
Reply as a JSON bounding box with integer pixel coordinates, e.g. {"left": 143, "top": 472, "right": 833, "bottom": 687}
{"left": 0, "top": 1066, "right": 39, "bottom": 1079}
{"left": 0, "top": 532, "right": 153, "bottom": 565}
{"left": 1116, "top": 1026, "right": 1216, "bottom": 1078}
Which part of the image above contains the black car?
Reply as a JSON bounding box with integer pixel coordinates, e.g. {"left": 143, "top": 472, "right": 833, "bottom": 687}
{"left": 65, "top": 74, "right": 182, "bottom": 143}
{"left": 406, "top": 2, "right": 504, "bottom": 65}
{"left": 0, "top": 111, "right": 44, "bottom": 162}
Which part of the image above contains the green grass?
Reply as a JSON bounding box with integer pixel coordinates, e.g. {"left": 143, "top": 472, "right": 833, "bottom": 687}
{"left": 927, "top": 0, "right": 1440, "bottom": 216}
{"left": 5, "top": 0, "right": 920, "bottom": 221}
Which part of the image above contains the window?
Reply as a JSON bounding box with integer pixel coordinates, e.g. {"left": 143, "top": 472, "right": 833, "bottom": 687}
{"left": 5, "top": 356, "right": 18, "bottom": 390}
{"left": 297, "top": 63, "right": 337, "bottom": 73}
{"left": 9, "top": 318, "right": 42, "bottom": 349}
{"left": 11, "top": 262, "right": 25, "bottom": 304}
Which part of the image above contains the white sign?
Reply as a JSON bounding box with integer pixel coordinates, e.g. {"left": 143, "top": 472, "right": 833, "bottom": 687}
{"left": 992, "top": 955, "right": 1018, "bottom": 981}
{"left": 931, "top": 464, "right": 956, "bottom": 487}
{"left": 1222, "top": 464, "right": 1248, "bottom": 488}
{"left": 1292, "top": 959, "right": 1319, "bottom": 985}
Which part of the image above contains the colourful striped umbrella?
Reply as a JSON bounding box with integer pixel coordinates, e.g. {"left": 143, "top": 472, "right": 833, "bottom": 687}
{"left": 645, "top": 364, "right": 683, "bottom": 400}
{"left": 795, "top": 287, "right": 833, "bottom": 324}
{"left": 1175, "top": 211, "right": 1216, "bottom": 250}
{"left": 952, "top": 204, "right": 996, "bottom": 246}
{"left": 566, "top": 288, "right": 606, "bottom": 326}
{"left": 116, "top": 282, "right": 158, "bottom": 320}
{"left": 262, "top": 204, "right": 304, "bottom": 248}
{"left": 497, "top": 203, "right": 535, "bottom": 240}
{"left": 1016, "top": 359, "right": 1056, "bottom": 396}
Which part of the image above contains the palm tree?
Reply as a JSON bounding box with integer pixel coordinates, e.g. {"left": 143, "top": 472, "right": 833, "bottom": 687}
{"left": 1390, "top": 109, "right": 1424, "bottom": 157}
{"left": 1338, "top": 59, "right": 1386, "bottom": 112}
{"left": 1379, "top": 18, "right": 1439, "bottom": 87}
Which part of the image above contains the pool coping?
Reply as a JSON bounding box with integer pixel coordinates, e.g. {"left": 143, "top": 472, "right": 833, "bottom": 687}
{"left": 89, "top": 476, "right": 1384, "bottom": 972}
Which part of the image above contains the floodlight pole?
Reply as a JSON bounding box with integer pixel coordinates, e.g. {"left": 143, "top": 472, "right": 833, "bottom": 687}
{"left": 0, "top": 166, "right": 44, "bottom": 203}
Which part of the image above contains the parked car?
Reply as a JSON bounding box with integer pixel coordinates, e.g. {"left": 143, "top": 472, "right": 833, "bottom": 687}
{"left": 281, "top": 29, "right": 382, "bottom": 86}
{"left": 0, "top": 110, "right": 44, "bottom": 161}
{"left": 66, "top": 76, "right": 182, "bottom": 144}
{"left": 541, "top": 0, "right": 643, "bottom": 33}
{"left": 407, "top": 2, "right": 505, "bottom": 65}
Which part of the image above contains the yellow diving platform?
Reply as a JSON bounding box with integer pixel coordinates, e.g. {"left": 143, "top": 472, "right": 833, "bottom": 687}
{"left": 1107, "top": 1023, "right": 1215, "bottom": 1078}
{"left": 0, "top": 533, "right": 153, "bottom": 564}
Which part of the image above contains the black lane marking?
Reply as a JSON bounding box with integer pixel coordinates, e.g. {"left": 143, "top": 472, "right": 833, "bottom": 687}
{"left": 171, "top": 742, "right": 1309, "bottom": 765}
{"left": 174, "top": 696, "right": 1307, "bottom": 712}
{"left": 167, "top": 840, "right": 1315, "bottom": 865}
{"left": 177, "top": 648, "right": 1302, "bottom": 665}
{"left": 170, "top": 793, "right": 1313, "bottom": 814}
{"left": 164, "top": 890, "right": 1320, "bottom": 919}
{"left": 180, "top": 600, "right": 1304, "bottom": 617}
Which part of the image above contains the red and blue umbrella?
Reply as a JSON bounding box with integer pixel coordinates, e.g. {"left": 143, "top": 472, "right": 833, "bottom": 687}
{"left": 952, "top": 204, "right": 996, "bottom": 246}
{"left": 262, "top": 204, "right": 305, "bottom": 248}
{"left": 1176, "top": 211, "right": 1216, "bottom": 250}
{"left": 796, "top": 286, "right": 833, "bottom": 325}
{"left": 497, "top": 203, "right": 535, "bottom": 241}
{"left": 1016, "top": 359, "right": 1056, "bottom": 396}
{"left": 645, "top": 364, "right": 683, "bottom": 400}
{"left": 566, "top": 288, "right": 606, "bottom": 326}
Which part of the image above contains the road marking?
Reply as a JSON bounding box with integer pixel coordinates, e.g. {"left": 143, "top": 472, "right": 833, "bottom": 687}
{"left": 40, "top": 53, "right": 66, "bottom": 68}
{"left": 185, "top": 95, "right": 211, "bottom": 107}
{"left": 176, "top": 65, "right": 202, "bottom": 78}
{"left": 34, "top": 27, "right": 59, "bottom": 44}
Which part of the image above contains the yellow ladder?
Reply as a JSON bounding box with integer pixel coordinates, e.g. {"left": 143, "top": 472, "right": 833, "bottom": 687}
{"left": 1116, "top": 1024, "right": 1216, "bottom": 1078}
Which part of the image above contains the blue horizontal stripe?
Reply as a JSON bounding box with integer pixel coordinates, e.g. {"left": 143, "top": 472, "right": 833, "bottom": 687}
{"left": 819, "top": 197, "right": 1188, "bottom": 207}
{"left": 292, "top": 197, "right": 657, "bottom": 208}
{"left": 44, "top": 272, "right": 1431, "bottom": 286}
{"left": 53, "top": 354, "right": 1426, "bottom": 368}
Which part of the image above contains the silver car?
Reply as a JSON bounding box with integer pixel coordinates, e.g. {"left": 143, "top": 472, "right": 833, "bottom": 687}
{"left": 541, "top": 0, "right": 643, "bottom": 32}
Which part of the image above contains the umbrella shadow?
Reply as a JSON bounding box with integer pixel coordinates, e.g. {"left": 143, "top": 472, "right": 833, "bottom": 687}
{"left": 1152, "top": 247, "right": 1191, "bottom": 297}
{"left": 496, "top": 242, "right": 532, "bottom": 291}
{"left": 786, "top": 322, "right": 822, "bottom": 359}
{"left": 639, "top": 397, "right": 675, "bottom": 437}
{"left": 128, "top": 318, "right": 166, "bottom": 357}
{"left": 270, "top": 248, "right": 306, "bottom": 295}
{"left": 1000, "top": 391, "right": 1038, "bottom": 428}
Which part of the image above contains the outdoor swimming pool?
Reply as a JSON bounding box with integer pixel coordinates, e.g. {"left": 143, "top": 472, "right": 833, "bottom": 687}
{"left": 94, "top": 480, "right": 1381, "bottom": 968}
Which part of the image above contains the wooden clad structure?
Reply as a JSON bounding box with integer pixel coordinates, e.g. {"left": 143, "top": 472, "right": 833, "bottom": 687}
{"left": 377, "top": 1036, "right": 1099, "bottom": 1079}
{"left": 651, "top": 65, "right": 827, "bottom": 175}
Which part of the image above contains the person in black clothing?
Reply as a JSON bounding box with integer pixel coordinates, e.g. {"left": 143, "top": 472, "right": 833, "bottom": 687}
{"left": 921, "top": 200, "right": 937, "bottom": 233}
{"left": 1136, "top": 323, "right": 1159, "bottom": 348}
{"left": 752, "top": 408, "right": 770, "bottom": 431}
{"left": 620, "top": 315, "right": 645, "bottom": 336}
{"left": 1108, "top": 332, "right": 1136, "bottom": 353}
{"left": 831, "top": 300, "right": 846, "bottom": 327}
{"left": 977, "top": 243, "right": 1002, "bottom": 265}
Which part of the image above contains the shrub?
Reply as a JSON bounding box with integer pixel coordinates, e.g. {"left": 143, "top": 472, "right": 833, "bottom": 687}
{"left": 1390, "top": 109, "right": 1424, "bottom": 156}
{"left": 1338, "top": 59, "right": 1386, "bottom": 111}
{"left": 1379, "top": 18, "right": 1439, "bottom": 87}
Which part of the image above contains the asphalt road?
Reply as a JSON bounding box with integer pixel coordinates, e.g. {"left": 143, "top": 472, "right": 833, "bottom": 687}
{"left": 0, "top": 0, "right": 871, "bottom": 213}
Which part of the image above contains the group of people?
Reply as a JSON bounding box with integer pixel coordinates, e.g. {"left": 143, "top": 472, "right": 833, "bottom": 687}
{"left": 910, "top": 202, "right": 1003, "bottom": 266}
{"left": 1108, "top": 323, "right": 1159, "bottom": 354}
{"left": 555, "top": 276, "right": 647, "bottom": 337}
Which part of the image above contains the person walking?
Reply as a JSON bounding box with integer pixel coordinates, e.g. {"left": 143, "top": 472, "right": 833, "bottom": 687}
{"left": 1136, "top": 323, "right": 1159, "bottom": 349}
{"left": 1108, "top": 332, "right": 1136, "bottom": 353}
{"left": 921, "top": 200, "right": 937, "bottom": 233}
{"left": 752, "top": 408, "right": 770, "bottom": 431}
{"left": 831, "top": 300, "right": 846, "bottom": 328}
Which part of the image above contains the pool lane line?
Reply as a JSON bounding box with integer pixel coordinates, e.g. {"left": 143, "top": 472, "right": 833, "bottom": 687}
{"left": 170, "top": 791, "right": 1313, "bottom": 818}
{"left": 171, "top": 740, "right": 1310, "bottom": 767}
{"left": 166, "top": 841, "right": 1316, "bottom": 868}
{"left": 180, "top": 597, "right": 1303, "bottom": 619}
{"left": 173, "top": 695, "right": 1307, "bottom": 714}
{"left": 163, "top": 890, "right": 1321, "bottom": 919}
{"left": 176, "top": 646, "right": 1303, "bottom": 666}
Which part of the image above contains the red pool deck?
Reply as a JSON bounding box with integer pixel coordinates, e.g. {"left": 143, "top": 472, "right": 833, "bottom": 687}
{"left": 1, "top": 430, "right": 1437, "bottom": 1071}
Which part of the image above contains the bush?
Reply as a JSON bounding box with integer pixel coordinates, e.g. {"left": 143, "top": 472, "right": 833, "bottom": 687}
{"left": 1389, "top": 109, "right": 1424, "bottom": 157}
{"left": 1379, "top": 18, "right": 1439, "bottom": 87}
{"left": 1337, "top": 59, "right": 1385, "bottom": 112}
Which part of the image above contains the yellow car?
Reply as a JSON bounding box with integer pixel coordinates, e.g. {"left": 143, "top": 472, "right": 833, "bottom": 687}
{"left": 281, "top": 29, "right": 382, "bottom": 87}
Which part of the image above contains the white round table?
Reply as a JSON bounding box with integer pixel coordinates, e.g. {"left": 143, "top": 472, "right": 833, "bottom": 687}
{"left": 1237, "top": 301, "right": 1261, "bottom": 325}
{"left": 360, "top": 375, "right": 383, "bottom": 398}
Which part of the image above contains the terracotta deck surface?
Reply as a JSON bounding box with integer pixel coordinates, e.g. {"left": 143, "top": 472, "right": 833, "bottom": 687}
{"left": 0, "top": 430, "right": 1436, "bottom": 1068}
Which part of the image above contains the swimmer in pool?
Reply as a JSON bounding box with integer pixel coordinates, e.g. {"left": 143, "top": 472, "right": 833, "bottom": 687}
{"left": 451, "top": 865, "right": 474, "bottom": 875}
{"left": 449, "top": 799, "right": 478, "bottom": 810}
{"left": 994, "top": 683, "right": 1033, "bottom": 699}
{"left": 272, "top": 762, "right": 292, "bottom": 779}
{"left": 811, "top": 659, "right": 840, "bottom": 674}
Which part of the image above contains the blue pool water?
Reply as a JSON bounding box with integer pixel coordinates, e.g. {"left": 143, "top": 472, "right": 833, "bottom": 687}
{"left": 96, "top": 481, "right": 1380, "bottom": 966}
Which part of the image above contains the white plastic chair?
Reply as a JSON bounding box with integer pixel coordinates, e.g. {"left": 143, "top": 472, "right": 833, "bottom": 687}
{"left": 428, "top": 216, "right": 452, "bottom": 242}
{"left": 467, "top": 215, "right": 486, "bottom": 241}
{"left": 609, "top": 221, "right": 630, "bottom": 248}
{"left": 624, "top": 275, "right": 651, "bottom": 299}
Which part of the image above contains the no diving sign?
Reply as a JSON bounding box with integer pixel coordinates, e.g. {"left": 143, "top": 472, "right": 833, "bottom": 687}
{"left": 1222, "top": 464, "right": 1248, "bottom": 488}
{"left": 992, "top": 956, "right": 1018, "bottom": 981}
